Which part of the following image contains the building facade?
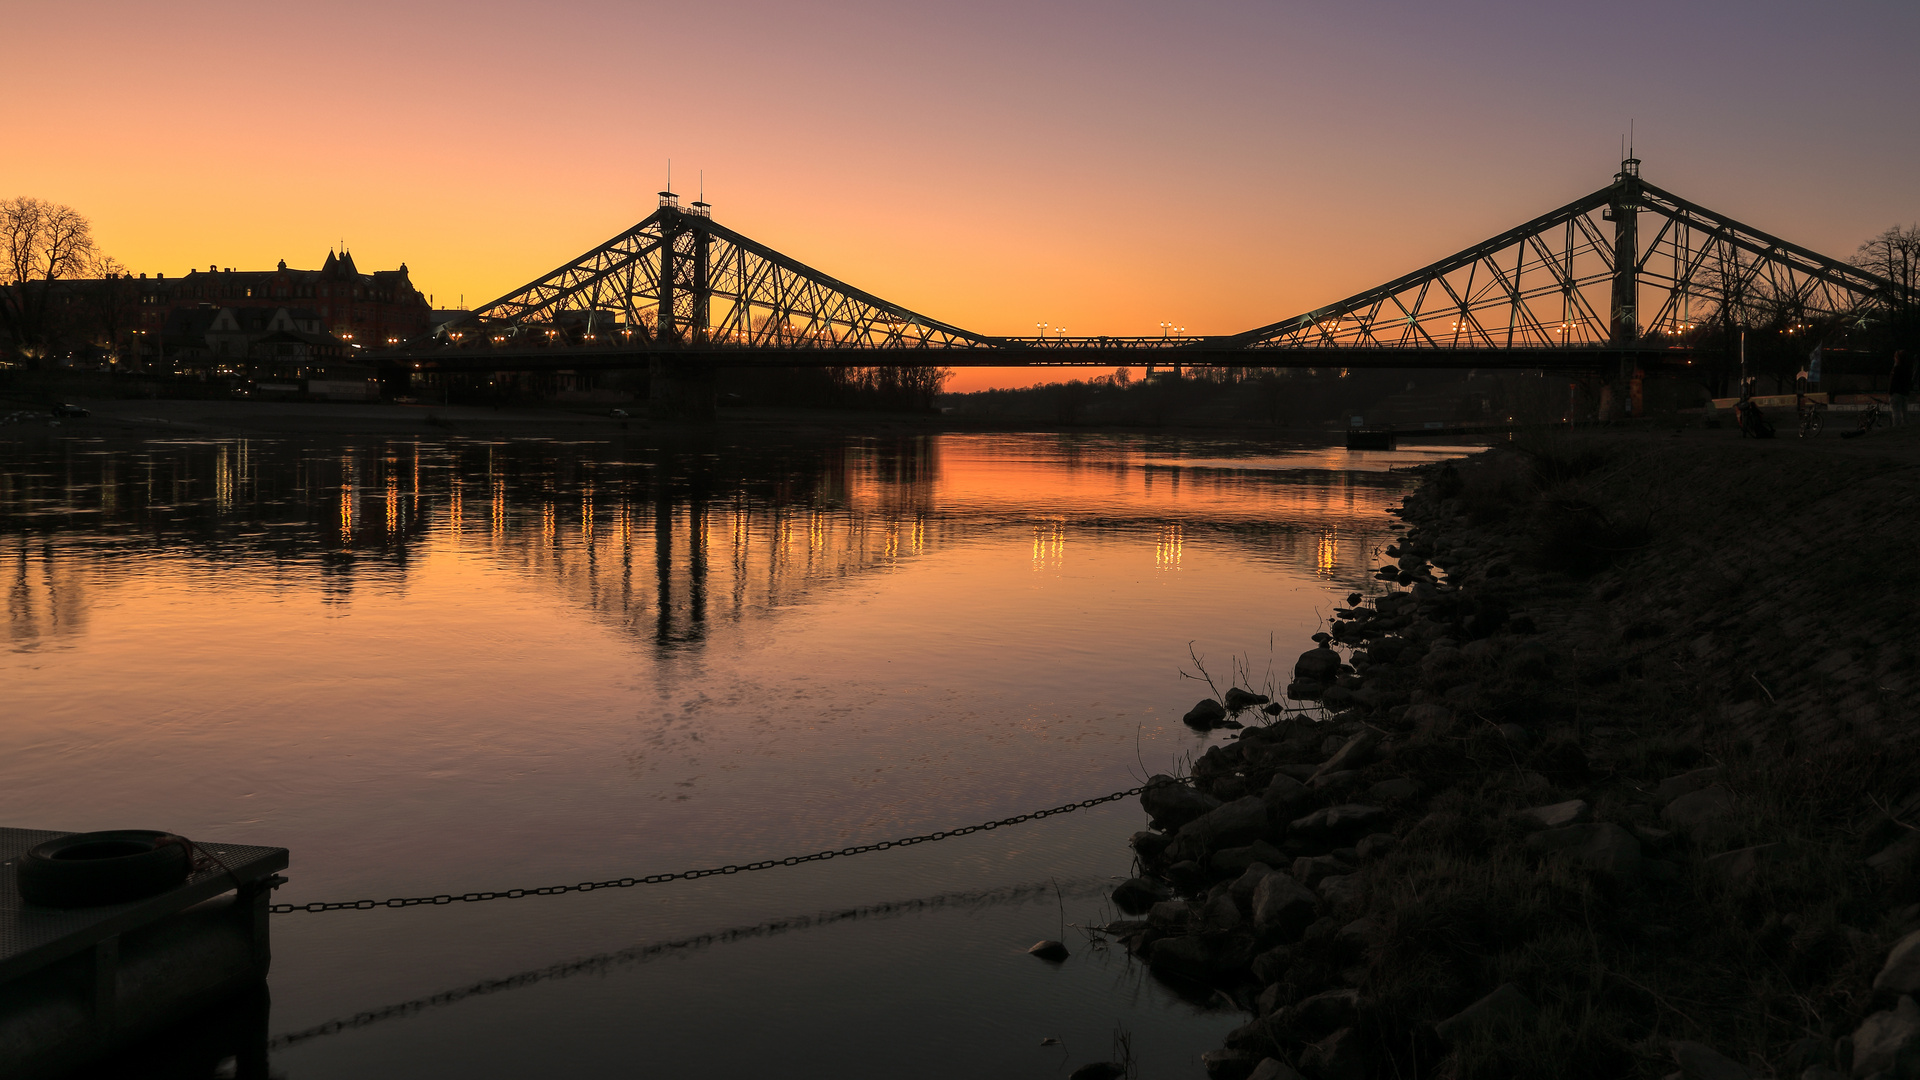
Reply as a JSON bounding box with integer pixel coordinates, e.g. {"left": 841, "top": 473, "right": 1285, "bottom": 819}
{"left": 131, "top": 249, "right": 431, "bottom": 350}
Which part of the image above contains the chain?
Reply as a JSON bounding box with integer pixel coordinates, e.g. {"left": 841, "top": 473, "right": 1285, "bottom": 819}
{"left": 265, "top": 878, "right": 1098, "bottom": 1050}
{"left": 268, "top": 783, "right": 1155, "bottom": 915}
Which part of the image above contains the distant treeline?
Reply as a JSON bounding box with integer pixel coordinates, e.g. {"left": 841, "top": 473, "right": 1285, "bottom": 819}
{"left": 713, "top": 365, "right": 950, "bottom": 412}
{"left": 938, "top": 368, "right": 1445, "bottom": 428}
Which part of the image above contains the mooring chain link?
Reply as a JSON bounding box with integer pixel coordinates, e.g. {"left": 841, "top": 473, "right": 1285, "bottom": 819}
{"left": 266, "top": 879, "right": 1085, "bottom": 1050}
{"left": 267, "top": 784, "right": 1155, "bottom": 915}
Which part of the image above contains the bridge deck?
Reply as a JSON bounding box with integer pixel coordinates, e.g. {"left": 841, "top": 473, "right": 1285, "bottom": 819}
{"left": 390, "top": 344, "right": 1678, "bottom": 373}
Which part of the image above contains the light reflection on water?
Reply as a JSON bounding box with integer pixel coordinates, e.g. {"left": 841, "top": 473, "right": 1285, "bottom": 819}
{"left": 1, "top": 430, "right": 1473, "bottom": 1078}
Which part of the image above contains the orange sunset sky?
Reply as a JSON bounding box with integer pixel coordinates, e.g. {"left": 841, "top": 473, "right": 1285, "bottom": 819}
{"left": 6, "top": 0, "right": 1917, "bottom": 392}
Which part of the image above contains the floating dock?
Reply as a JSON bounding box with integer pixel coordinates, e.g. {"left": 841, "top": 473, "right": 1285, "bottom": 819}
{"left": 0, "top": 828, "right": 288, "bottom": 1079}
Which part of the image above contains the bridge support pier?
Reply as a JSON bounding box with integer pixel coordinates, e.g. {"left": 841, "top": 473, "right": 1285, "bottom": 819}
{"left": 648, "top": 358, "right": 716, "bottom": 422}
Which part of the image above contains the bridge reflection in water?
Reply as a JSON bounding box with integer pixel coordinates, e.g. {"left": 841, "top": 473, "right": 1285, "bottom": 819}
{"left": 2, "top": 434, "right": 1432, "bottom": 655}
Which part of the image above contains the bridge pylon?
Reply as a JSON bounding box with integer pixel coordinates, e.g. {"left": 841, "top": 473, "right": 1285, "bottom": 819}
{"left": 1604, "top": 156, "right": 1642, "bottom": 417}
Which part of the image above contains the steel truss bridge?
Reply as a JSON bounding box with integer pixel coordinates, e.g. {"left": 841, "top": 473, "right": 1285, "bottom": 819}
{"left": 399, "top": 161, "right": 1907, "bottom": 378}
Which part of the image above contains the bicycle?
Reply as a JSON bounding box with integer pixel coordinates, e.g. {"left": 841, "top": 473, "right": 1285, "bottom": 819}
{"left": 1841, "top": 397, "right": 1887, "bottom": 439}
{"left": 1796, "top": 392, "right": 1825, "bottom": 438}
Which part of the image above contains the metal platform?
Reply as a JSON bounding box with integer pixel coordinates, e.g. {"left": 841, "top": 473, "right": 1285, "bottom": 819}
{"left": 0, "top": 828, "right": 287, "bottom": 986}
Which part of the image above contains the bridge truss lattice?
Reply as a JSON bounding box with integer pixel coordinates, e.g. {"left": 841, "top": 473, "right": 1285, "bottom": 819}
{"left": 1235, "top": 161, "right": 1900, "bottom": 356}
{"left": 453, "top": 196, "right": 991, "bottom": 355}
{"left": 419, "top": 165, "right": 1906, "bottom": 371}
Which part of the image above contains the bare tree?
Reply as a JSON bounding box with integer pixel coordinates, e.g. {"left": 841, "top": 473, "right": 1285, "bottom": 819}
{"left": 1, "top": 197, "right": 99, "bottom": 367}
{"left": 1852, "top": 223, "right": 1920, "bottom": 302}
{"left": 1853, "top": 224, "right": 1920, "bottom": 355}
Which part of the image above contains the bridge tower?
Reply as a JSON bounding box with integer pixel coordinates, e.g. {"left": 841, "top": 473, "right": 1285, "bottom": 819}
{"left": 649, "top": 190, "right": 718, "bottom": 421}
{"left": 1604, "top": 156, "right": 1642, "bottom": 417}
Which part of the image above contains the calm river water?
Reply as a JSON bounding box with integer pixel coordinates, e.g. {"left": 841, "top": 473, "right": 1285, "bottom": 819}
{"left": 1, "top": 427, "right": 1472, "bottom": 1078}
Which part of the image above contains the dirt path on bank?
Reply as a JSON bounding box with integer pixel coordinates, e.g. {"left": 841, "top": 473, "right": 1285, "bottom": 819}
{"left": 1096, "top": 424, "right": 1920, "bottom": 1080}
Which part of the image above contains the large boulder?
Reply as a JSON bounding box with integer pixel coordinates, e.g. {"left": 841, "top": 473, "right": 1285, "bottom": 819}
{"left": 1129, "top": 829, "right": 1173, "bottom": 863}
{"left": 1667, "top": 1040, "right": 1750, "bottom": 1080}
{"left": 1868, "top": 832, "right": 1920, "bottom": 878}
{"left": 1111, "top": 876, "right": 1171, "bottom": 914}
{"left": 1230, "top": 862, "right": 1276, "bottom": 909}
{"left": 1287, "top": 679, "right": 1326, "bottom": 701}
{"left": 1355, "top": 833, "right": 1398, "bottom": 860}
{"left": 1852, "top": 994, "right": 1920, "bottom": 1076}
{"left": 1292, "top": 855, "right": 1349, "bottom": 888}
{"left": 1264, "top": 773, "right": 1313, "bottom": 818}
{"left": 1704, "top": 843, "right": 1780, "bottom": 887}
{"left": 1434, "top": 983, "right": 1537, "bottom": 1043}
{"left": 1293, "top": 988, "right": 1361, "bottom": 1034}
{"left": 1311, "top": 731, "right": 1378, "bottom": 782}
{"left": 1317, "top": 874, "right": 1364, "bottom": 907}
{"left": 1875, "top": 929, "right": 1920, "bottom": 995}
{"left": 1654, "top": 766, "right": 1721, "bottom": 804}
{"left": 1174, "top": 796, "right": 1275, "bottom": 856}
{"left": 1521, "top": 799, "right": 1590, "bottom": 828}
{"left": 1246, "top": 1061, "right": 1306, "bottom": 1080}
{"left": 1297, "top": 1027, "right": 1366, "bottom": 1080}
{"left": 1148, "top": 934, "right": 1213, "bottom": 979}
{"left": 1201, "top": 891, "right": 1245, "bottom": 934}
{"left": 1148, "top": 900, "right": 1193, "bottom": 929}
{"left": 1141, "top": 775, "right": 1221, "bottom": 830}
{"left": 1251, "top": 873, "right": 1318, "bottom": 940}
{"left": 1295, "top": 648, "right": 1342, "bottom": 683}
{"left": 1367, "top": 777, "right": 1418, "bottom": 802}
{"left": 1525, "top": 823, "right": 1642, "bottom": 880}
{"left": 1662, "top": 784, "right": 1737, "bottom": 845}
{"left": 1403, "top": 703, "right": 1454, "bottom": 738}
{"left": 1212, "top": 840, "right": 1289, "bottom": 878}
{"left": 1184, "top": 698, "right": 1229, "bottom": 728}
{"left": 1225, "top": 687, "right": 1271, "bottom": 711}
{"left": 1290, "top": 804, "right": 1390, "bottom": 844}
{"left": 1200, "top": 1048, "right": 1260, "bottom": 1080}
{"left": 1241, "top": 739, "right": 1293, "bottom": 769}
{"left": 1337, "top": 916, "right": 1386, "bottom": 951}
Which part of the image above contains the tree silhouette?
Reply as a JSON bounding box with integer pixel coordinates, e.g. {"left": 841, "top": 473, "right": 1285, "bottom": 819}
{"left": 1, "top": 197, "right": 99, "bottom": 368}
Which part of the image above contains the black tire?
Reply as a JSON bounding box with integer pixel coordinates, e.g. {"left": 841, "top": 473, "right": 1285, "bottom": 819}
{"left": 16, "top": 830, "right": 191, "bottom": 908}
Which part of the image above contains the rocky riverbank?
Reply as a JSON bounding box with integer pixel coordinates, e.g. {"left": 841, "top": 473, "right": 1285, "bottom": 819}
{"left": 1096, "top": 427, "right": 1920, "bottom": 1080}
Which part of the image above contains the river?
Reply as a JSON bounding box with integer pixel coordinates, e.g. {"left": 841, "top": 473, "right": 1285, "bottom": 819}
{"left": 0, "top": 427, "right": 1472, "bottom": 1078}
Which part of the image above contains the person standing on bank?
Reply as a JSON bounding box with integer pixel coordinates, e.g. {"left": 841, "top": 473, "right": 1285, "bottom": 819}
{"left": 1891, "top": 349, "right": 1912, "bottom": 427}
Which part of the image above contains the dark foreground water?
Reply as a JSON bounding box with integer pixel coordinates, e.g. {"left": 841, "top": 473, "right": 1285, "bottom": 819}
{"left": 1, "top": 428, "right": 1472, "bottom": 1078}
